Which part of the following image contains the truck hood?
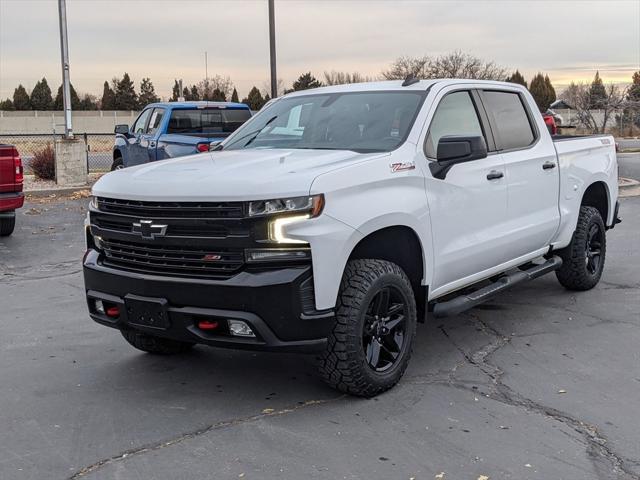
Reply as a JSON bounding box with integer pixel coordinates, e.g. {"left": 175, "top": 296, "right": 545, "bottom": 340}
{"left": 93, "top": 149, "right": 387, "bottom": 201}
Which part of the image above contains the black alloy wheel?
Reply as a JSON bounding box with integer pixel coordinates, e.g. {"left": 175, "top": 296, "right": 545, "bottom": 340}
{"left": 363, "top": 286, "right": 407, "bottom": 372}
{"left": 585, "top": 222, "right": 603, "bottom": 275}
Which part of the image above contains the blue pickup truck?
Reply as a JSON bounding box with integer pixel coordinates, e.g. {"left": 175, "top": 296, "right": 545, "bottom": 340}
{"left": 111, "top": 101, "right": 252, "bottom": 170}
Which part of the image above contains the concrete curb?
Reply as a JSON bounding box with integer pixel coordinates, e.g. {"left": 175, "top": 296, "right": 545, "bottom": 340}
{"left": 25, "top": 185, "right": 92, "bottom": 198}
{"left": 619, "top": 177, "right": 640, "bottom": 198}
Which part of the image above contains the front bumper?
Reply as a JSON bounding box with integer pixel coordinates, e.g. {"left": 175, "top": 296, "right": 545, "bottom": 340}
{"left": 83, "top": 250, "right": 334, "bottom": 353}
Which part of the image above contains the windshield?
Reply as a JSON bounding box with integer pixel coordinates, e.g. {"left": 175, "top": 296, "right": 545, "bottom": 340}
{"left": 222, "top": 91, "right": 425, "bottom": 153}
{"left": 166, "top": 108, "right": 251, "bottom": 136}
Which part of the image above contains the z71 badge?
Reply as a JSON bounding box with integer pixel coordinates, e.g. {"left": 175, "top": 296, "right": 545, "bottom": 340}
{"left": 390, "top": 162, "right": 416, "bottom": 172}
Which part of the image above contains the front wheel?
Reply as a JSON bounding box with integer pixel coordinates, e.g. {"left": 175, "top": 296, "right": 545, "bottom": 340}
{"left": 318, "top": 259, "right": 417, "bottom": 397}
{"left": 111, "top": 156, "right": 124, "bottom": 171}
{"left": 555, "top": 206, "right": 606, "bottom": 290}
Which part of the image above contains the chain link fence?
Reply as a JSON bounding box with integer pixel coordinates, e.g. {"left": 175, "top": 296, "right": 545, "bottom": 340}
{"left": 0, "top": 133, "right": 114, "bottom": 174}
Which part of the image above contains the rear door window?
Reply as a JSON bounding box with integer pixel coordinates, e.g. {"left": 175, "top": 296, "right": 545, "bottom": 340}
{"left": 425, "top": 91, "right": 485, "bottom": 159}
{"left": 481, "top": 91, "right": 535, "bottom": 150}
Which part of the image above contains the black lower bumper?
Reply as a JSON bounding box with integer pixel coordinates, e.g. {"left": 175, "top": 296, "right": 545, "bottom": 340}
{"left": 83, "top": 250, "right": 334, "bottom": 353}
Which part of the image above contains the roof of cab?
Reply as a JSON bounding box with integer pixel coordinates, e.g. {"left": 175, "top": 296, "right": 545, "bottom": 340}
{"left": 281, "top": 78, "right": 529, "bottom": 97}
{"left": 144, "top": 101, "right": 250, "bottom": 109}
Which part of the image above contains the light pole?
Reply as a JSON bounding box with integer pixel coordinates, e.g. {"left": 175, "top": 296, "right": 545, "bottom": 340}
{"left": 57, "top": 0, "right": 73, "bottom": 138}
{"left": 268, "top": 0, "right": 277, "bottom": 98}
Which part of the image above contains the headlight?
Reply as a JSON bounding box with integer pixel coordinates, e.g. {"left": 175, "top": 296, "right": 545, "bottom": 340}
{"left": 248, "top": 194, "right": 324, "bottom": 217}
{"left": 269, "top": 214, "right": 311, "bottom": 244}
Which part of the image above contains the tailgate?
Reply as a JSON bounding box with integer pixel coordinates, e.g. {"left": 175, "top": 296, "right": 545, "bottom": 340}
{"left": 0, "top": 145, "right": 21, "bottom": 193}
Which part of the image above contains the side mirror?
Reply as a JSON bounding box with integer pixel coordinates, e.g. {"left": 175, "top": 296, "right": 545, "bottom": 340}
{"left": 430, "top": 135, "right": 487, "bottom": 179}
{"left": 114, "top": 124, "right": 130, "bottom": 135}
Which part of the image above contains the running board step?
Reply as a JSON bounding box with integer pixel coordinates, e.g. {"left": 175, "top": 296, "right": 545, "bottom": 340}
{"left": 432, "top": 256, "right": 563, "bottom": 319}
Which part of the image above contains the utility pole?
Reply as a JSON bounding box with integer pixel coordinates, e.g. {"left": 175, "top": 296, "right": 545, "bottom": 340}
{"left": 268, "top": 0, "right": 277, "bottom": 98}
{"left": 57, "top": 0, "right": 73, "bottom": 138}
{"left": 205, "top": 51, "right": 208, "bottom": 81}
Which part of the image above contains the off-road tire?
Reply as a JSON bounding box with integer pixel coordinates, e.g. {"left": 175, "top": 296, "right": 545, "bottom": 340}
{"left": 0, "top": 215, "right": 16, "bottom": 236}
{"left": 111, "top": 156, "right": 124, "bottom": 171}
{"left": 318, "top": 259, "right": 417, "bottom": 397}
{"left": 555, "top": 206, "right": 606, "bottom": 291}
{"left": 121, "top": 329, "right": 195, "bottom": 355}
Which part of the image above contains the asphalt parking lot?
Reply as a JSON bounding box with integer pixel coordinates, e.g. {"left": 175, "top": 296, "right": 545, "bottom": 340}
{"left": 1, "top": 187, "right": 639, "bottom": 479}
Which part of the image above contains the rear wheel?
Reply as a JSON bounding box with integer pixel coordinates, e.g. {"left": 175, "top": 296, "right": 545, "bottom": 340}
{"left": 111, "top": 155, "right": 124, "bottom": 171}
{"left": 121, "top": 329, "right": 195, "bottom": 355}
{"left": 555, "top": 206, "right": 606, "bottom": 290}
{"left": 318, "top": 259, "right": 417, "bottom": 397}
{"left": 0, "top": 215, "right": 16, "bottom": 236}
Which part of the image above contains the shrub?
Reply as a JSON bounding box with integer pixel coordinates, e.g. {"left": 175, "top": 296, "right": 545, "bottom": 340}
{"left": 31, "top": 144, "right": 55, "bottom": 180}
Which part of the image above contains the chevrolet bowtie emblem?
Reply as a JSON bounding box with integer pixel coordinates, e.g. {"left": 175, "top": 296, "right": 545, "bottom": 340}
{"left": 132, "top": 219, "right": 168, "bottom": 239}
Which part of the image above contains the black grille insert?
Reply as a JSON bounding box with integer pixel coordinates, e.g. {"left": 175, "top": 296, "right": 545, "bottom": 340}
{"left": 97, "top": 197, "right": 244, "bottom": 219}
{"left": 101, "top": 238, "right": 244, "bottom": 279}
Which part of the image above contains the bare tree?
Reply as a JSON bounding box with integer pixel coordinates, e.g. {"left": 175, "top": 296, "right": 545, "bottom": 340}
{"left": 382, "top": 56, "right": 431, "bottom": 80}
{"left": 382, "top": 51, "right": 507, "bottom": 81}
{"left": 323, "top": 71, "right": 377, "bottom": 85}
{"left": 261, "top": 78, "right": 285, "bottom": 98}
{"left": 197, "top": 75, "right": 234, "bottom": 100}
{"left": 560, "top": 82, "right": 628, "bottom": 133}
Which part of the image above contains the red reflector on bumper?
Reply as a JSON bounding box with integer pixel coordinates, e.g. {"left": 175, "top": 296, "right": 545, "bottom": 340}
{"left": 197, "top": 320, "right": 219, "bottom": 330}
{"left": 105, "top": 306, "right": 120, "bottom": 318}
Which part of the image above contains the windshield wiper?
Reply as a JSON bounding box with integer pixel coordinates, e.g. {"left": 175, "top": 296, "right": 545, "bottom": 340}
{"left": 243, "top": 115, "right": 278, "bottom": 148}
{"left": 221, "top": 115, "right": 278, "bottom": 150}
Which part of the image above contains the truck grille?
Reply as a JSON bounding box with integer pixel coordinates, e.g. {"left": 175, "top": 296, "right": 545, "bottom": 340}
{"left": 101, "top": 238, "right": 244, "bottom": 279}
{"left": 96, "top": 197, "right": 244, "bottom": 219}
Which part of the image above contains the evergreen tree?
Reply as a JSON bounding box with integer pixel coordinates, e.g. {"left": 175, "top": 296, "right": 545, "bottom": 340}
{"left": 292, "top": 72, "right": 322, "bottom": 91}
{"left": 115, "top": 73, "right": 138, "bottom": 110}
{"left": 505, "top": 70, "right": 527, "bottom": 88}
{"left": 80, "top": 94, "right": 98, "bottom": 110}
{"left": 588, "top": 71, "right": 607, "bottom": 109}
{"left": 241, "top": 86, "right": 265, "bottom": 110}
{"left": 53, "top": 84, "right": 81, "bottom": 110}
{"left": 628, "top": 71, "right": 640, "bottom": 100}
{"left": 190, "top": 85, "right": 200, "bottom": 101}
{"left": 30, "top": 78, "right": 53, "bottom": 110}
{"left": 529, "top": 73, "right": 551, "bottom": 111}
{"left": 183, "top": 87, "right": 191, "bottom": 101}
{"left": 0, "top": 99, "right": 15, "bottom": 111}
{"left": 12, "top": 84, "right": 31, "bottom": 110}
{"left": 171, "top": 80, "right": 180, "bottom": 101}
{"left": 544, "top": 75, "right": 556, "bottom": 106}
{"left": 231, "top": 88, "right": 239, "bottom": 103}
{"left": 211, "top": 88, "right": 226, "bottom": 101}
{"left": 138, "top": 77, "right": 159, "bottom": 106}
{"left": 100, "top": 81, "right": 116, "bottom": 109}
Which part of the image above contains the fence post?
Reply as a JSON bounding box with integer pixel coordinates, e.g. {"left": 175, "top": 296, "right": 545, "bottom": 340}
{"left": 84, "top": 132, "right": 89, "bottom": 173}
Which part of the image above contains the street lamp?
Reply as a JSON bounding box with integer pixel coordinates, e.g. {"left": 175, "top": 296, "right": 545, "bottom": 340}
{"left": 269, "top": 0, "right": 277, "bottom": 98}
{"left": 57, "top": 0, "right": 73, "bottom": 139}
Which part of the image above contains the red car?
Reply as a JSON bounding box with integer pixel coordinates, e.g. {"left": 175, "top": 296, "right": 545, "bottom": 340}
{"left": 542, "top": 113, "right": 558, "bottom": 135}
{"left": 0, "top": 144, "right": 24, "bottom": 236}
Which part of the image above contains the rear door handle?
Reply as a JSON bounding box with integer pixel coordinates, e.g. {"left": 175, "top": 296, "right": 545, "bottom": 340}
{"left": 486, "top": 170, "right": 504, "bottom": 180}
{"left": 542, "top": 161, "right": 556, "bottom": 170}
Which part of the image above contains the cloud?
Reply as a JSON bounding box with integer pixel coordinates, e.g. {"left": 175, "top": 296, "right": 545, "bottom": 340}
{"left": 0, "top": 0, "right": 638, "bottom": 99}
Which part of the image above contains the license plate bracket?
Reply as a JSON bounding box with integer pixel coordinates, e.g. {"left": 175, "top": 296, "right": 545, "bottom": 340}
{"left": 124, "top": 295, "right": 170, "bottom": 330}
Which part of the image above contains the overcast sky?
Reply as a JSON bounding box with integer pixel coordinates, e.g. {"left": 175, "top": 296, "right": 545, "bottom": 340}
{"left": 0, "top": 0, "right": 638, "bottom": 100}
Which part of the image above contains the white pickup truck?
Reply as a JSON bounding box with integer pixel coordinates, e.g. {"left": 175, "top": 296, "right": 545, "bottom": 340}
{"left": 84, "top": 79, "right": 620, "bottom": 396}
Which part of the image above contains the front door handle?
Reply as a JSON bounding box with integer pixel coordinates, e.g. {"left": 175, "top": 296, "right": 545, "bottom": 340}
{"left": 486, "top": 170, "right": 504, "bottom": 180}
{"left": 542, "top": 161, "right": 556, "bottom": 170}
